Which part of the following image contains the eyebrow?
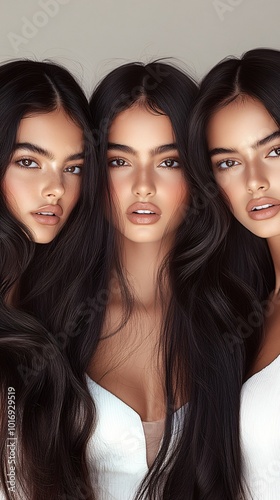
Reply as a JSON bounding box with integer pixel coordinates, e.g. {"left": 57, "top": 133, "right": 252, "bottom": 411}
{"left": 255, "top": 130, "right": 280, "bottom": 148}
{"left": 13, "top": 142, "right": 84, "bottom": 161}
{"left": 107, "top": 142, "right": 178, "bottom": 156}
{"left": 209, "top": 130, "right": 280, "bottom": 157}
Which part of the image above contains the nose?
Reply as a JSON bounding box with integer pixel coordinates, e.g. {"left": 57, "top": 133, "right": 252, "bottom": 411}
{"left": 132, "top": 167, "right": 156, "bottom": 198}
{"left": 41, "top": 170, "right": 65, "bottom": 199}
{"left": 246, "top": 160, "right": 269, "bottom": 194}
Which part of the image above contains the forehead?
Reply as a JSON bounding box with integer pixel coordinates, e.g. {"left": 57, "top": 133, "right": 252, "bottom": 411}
{"left": 207, "top": 96, "right": 277, "bottom": 148}
{"left": 17, "top": 109, "right": 83, "bottom": 144}
{"left": 108, "top": 106, "right": 175, "bottom": 148}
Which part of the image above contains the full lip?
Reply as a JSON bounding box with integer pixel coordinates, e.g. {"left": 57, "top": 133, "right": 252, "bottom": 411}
{"left": 31, "top": 204, "right": 63, "bottom": 217}
{"left": 246, "top": 197, "right": 280, "bottom": 213}
{"left": 126, "top": 202, "right": 162, "bottom": 216}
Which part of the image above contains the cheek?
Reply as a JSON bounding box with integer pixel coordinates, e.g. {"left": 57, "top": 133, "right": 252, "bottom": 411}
{"left": 108, "top": 176, "right": 127, "bottom": 207}
{"left": 106, "top": 179, "right": 123, "bottom": 227}
{"left": 3, "top": 172, "right": 17, "bottom": 195}
{"left": 214, "top": 177, "right": 240, "bottom": 216}
{"left": 181, "top": 181, "right": 189, "bottom": 203}
{"left": 221, "top": 184, "right": 239, "bottom": 208}
{"left": 2, "top": 177, "right": 23, "bottom": 214}
{"left": 173, "top": 178, "right": 189, "bottom": 207}
{"left": 270, "top": 171, "right": 280, "bottom": 189}
{"left": 65, "top": 179, "right": 82, "bottom": 209}
{"left": 214, "top": 171, "right": 234, "bottom": 196}
{"left": 166, "top": 180, "right": 189, "bottom": 222}
{"left": 214, "top": 165, "right": 245, "bottom": 193}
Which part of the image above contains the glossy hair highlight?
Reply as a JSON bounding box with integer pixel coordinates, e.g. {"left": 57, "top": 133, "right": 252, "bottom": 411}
{"left": 87, "top": 61, "right": 258, "bottom": 499}
{"left": 188, "top": 48, "right": 276, "bottom": 298}
{"left": 0, "top": 59, "right": 97, "bottom": 499}
{"left": 184, "top": 48, "right": 277, "bottom": 499}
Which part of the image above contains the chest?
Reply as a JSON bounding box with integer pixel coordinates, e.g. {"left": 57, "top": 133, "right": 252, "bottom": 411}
{"left": 88, "top": 309, "right": 166, "bottom": 421}
{"left": 249, "top": 300, "right": 280, "bottom": 376}
{"left": 240, "top": 356, "right": 280, "bottom": 499}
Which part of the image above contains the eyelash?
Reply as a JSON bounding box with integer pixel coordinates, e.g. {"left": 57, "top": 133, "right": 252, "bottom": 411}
{"left": 108, "top": 157, "right": 180, "bottom": 169}
{"left": 159, "top": 158, "right": 180, "bottom": 169}
{"left": 14, "top": 157, "right": 83, "bottom": 175}
{"left": 16, "top": 158, "right": 38, "bottom": 169}
{"left": 266, "top": 146, "right": 280, "bottom": 157}
{"left": 64, "top": 165, "right": 83, "bottom": 175}
{"left": 108, "top": 158, "right": 129, "bottom": 168}
{"left": 215, "top": 145, "right": 280, "bottom": 171}
{"left": 215, "top": 159, "right": 240, "bottom": 170}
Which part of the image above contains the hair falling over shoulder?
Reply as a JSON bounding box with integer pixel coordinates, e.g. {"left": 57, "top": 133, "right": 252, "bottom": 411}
{"left": 0, "top": 59, "right": 96, "bottom": 499}
{"left": 85, "top": 60, "right": 264, "bottom": 499}
{"left": 182, "top": 49, "right": 276, "bottom": 499}
{"left": 7, "top": 54, "right": 274, "bottom": 499}
{"left": 188, "top": 47, "right": 276, "bottom": 300}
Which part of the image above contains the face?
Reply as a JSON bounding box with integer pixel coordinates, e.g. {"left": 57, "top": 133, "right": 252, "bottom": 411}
{"left": 107, "top": 106, "right": 188, "bottom": 246}
{"left": 208, "top": 96, "right": 280, "bottom": 239}
{"left": 3, "top": 108, "right": 84, "bottom": 243}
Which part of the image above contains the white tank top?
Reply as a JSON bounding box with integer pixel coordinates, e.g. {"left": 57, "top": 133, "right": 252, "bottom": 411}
{"left": 240, "top": 354, "right": 280, "bottom": 499}
{"left": 86, "top": 376, "right": 187, "bottom": 500}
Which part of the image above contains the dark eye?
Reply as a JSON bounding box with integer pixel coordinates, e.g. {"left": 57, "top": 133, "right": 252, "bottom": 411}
{"left": 159, "top": 158, "right": 180, "bottom": 169}
{"left": 217, "top": 159, "right": 240, "bottom": 170}
{"left": 108, "top": 158, "right": 129, "bottom": 167}
{"left": 267, "top": 147, "right": 280, "bottom": 157}
{"left": 64, "top": 165, "right": 83, "bottom": 175}
{"left": 17, "top": 158, "right": 38, "bottom": 168}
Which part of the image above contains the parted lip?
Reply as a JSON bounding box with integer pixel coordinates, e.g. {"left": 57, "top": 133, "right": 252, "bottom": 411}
{"left": 32, "top": 204, "right": 63, "bottom": 217}
{"left": 127, "top": 202, "right": 161, "bottom": 216}
{"left": 246, "top": 197, "right": 280, "bottom": 213}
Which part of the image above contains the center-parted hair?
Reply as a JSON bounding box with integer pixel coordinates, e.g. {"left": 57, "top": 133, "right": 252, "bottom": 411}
{"left": 188, "top": 48, "right": 275, "bottom": 299}
{"left": 20, "top": 57, "right": 272, "bottom": 499}
{"left": 184, "top": 49, "right": 276, "bottom": 498}
{"left": 86, "top": 61, "right": 260, "bottom": 499}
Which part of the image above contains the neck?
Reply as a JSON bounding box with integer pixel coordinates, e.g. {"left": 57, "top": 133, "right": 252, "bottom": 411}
{"left": 268, "top": 235, "right": 280, "bottom": 295}
{"left": 119, "top": 238, "right": 171, "bottom": 307}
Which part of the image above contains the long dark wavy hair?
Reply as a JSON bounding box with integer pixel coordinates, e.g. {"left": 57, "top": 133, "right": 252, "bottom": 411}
{"left": 188, "top": 47, "right": 276, "bottom": 294}
{"left": 185, "top": 49, "right": 277, "bottom": 498}
{"left": 84, "top": 61, "right": 269, "bottom": 499}
{"left": 0, "top": 59, "right": 98, "bottom": 499}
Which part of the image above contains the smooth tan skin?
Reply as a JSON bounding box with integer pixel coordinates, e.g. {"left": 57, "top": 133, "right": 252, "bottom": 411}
{"left": 3, "top": 109, "right": 84, "bottom": 244}
{"left": 88, "top": 106, "right": 188, "bottom": 421}
{"left": 207, "top": 96, "right": 280, "bottom": 375}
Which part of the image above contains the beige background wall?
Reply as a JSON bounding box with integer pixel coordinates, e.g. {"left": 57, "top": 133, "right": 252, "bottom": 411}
{"left": 0, "top": 0, "right": 279, "bottom": 94}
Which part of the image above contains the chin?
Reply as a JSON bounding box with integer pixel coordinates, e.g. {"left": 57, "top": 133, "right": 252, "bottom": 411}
{"left": 125, "top": 233, "right": 164, "bottom": 244}
{"left": 242, "top": 227, "right": 279, "bottom": 240}
{"left": 32, "top": 232, "right": 59, "bottom": 244}
{"left": 34, "top": 238, "right": 55, "bottom": 245}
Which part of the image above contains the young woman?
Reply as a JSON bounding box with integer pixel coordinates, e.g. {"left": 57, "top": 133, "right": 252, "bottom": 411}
{"left": 83, "top": 61, "right": 265, "bottom": 499}
{"left": 0, "top": 59, "right": 97, "bottom": 499}
{"left": 188, "top": 48, "right": 279, "bottom": 499}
